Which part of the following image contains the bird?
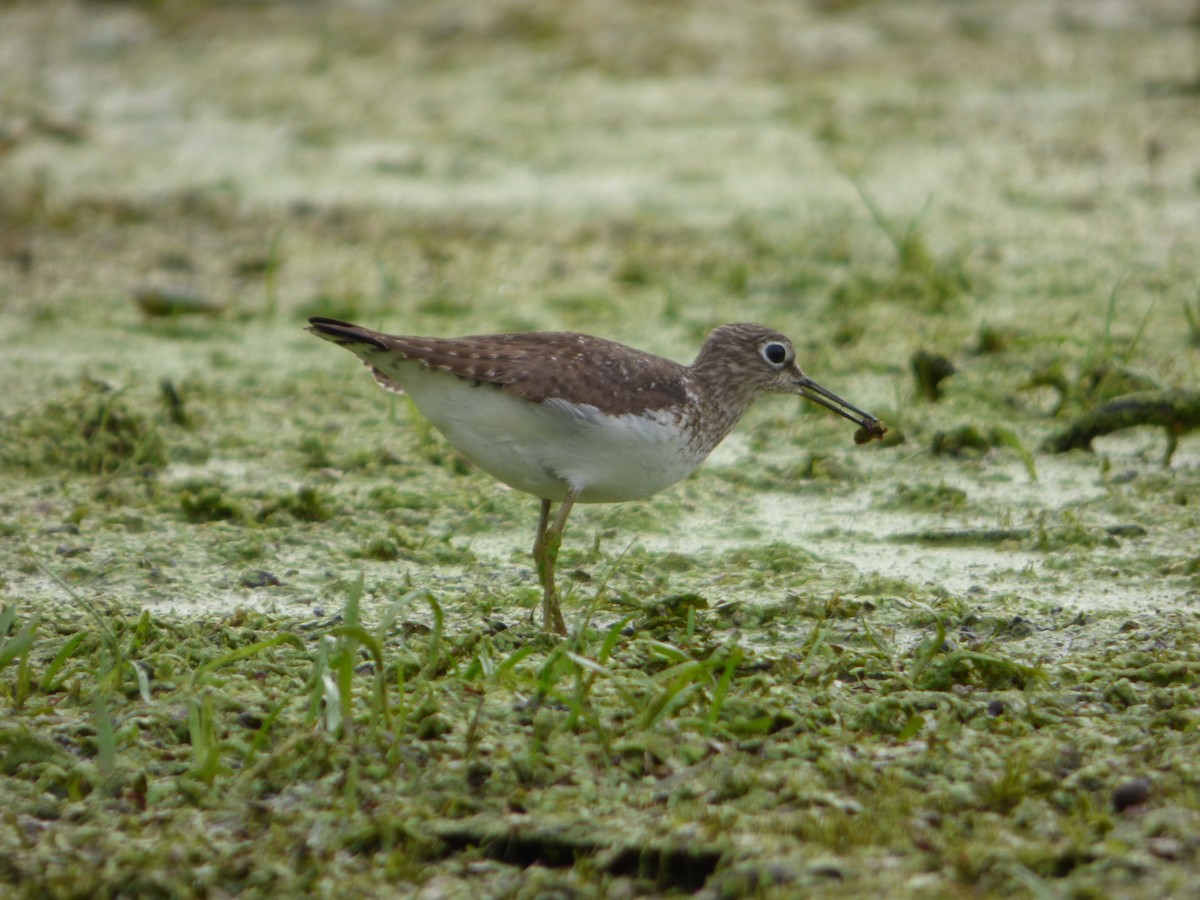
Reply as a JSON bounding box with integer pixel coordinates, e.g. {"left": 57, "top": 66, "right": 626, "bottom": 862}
{"left": 307, "top": 317, "right": 885, "bottom": 635}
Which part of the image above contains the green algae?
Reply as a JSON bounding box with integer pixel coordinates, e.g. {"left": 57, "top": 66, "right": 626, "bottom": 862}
{"left": 2, "top": 595, "right": 1196, "bottom": 897}
{"left": 1, "top": 0, "right": 1200, "bottom": 896}
{"left": 0, "top": 381, "right": 167, "bottom": 475}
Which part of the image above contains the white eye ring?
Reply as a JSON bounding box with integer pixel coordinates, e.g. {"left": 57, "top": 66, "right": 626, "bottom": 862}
{"left": 761, "top": 341, "right": 790, "bottom": 366}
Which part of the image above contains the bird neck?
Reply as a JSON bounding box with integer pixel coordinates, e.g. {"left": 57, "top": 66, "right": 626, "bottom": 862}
{"left": 684, "top": 365, "right": 762, "bottom": 456}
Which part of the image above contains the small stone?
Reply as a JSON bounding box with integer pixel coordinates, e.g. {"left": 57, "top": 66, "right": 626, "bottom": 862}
{"left": 1112, "top": 777, "right": 1151, "bottom": 812}
{"left": 237, "top": 712, "right": 265, "bottom": 730}
{"left": 1147, "top": 836, "right": 1183, "bottom": 860}
{"left": 241, "top": 569, "right": 282, "bottom": 588}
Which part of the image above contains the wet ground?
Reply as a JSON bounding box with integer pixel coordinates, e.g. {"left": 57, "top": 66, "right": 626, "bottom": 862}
{"left": 1, "top": 1, "right": 1199, "bottom": 896}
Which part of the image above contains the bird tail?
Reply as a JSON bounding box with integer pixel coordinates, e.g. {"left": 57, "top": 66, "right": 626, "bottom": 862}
{"left": 306, "top": 317, "right": 390, "bottom": 351}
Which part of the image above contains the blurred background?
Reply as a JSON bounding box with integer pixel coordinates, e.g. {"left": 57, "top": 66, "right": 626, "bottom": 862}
{"left": 2, "top": 3, "right": 1200, "bottom": 897}
{"left": 2, "top": 0, "right": 1198, "bottom": 602}
{"left": 3, "top": 0, "right": 1197, "bottom": 346}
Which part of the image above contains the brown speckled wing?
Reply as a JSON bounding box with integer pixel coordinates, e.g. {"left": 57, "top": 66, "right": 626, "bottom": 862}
{"left": 387, "top": 332, "right": 691, "bottom": 415}
{"left": 309, "top": 318, "right": 690, "bottom": 416}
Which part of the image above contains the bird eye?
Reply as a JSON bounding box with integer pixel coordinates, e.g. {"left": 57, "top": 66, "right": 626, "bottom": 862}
{"left": 761, "top": 342, "right": 789, "bottom": 366}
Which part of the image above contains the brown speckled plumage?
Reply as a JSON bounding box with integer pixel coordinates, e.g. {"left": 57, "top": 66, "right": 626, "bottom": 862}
{"left": 309, "top": 318, "right": 691, "bottom": 415}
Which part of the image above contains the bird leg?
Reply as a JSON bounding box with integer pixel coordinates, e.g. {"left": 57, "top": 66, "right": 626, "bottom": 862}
{"left": 532, "top": 489, "right": 578, "bottom": 635}
{"left": 532, "top": 499, "right": 551, "bottom": 613}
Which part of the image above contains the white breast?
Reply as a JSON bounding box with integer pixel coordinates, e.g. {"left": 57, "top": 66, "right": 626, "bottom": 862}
{"left": 395, "top": 363, "right": 702, "bottom": 503}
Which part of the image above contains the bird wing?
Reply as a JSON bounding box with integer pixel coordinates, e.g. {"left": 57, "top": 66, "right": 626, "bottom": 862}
{"left": 308, "top": 318, "right": 690, "bottom": 415}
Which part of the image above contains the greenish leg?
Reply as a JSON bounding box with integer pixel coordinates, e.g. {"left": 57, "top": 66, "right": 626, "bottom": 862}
{"left": 532, "top": 490, "right": 577, "bottom": 636}
{"left": 533, "top": 499, "right": 551, "bottom": 585}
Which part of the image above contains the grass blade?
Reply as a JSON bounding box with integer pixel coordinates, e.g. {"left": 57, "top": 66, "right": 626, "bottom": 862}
{"left": 0, "top": 615, "right": 39, "bottom": 669}
{"left": 706, "top": 646, "right": 742, "bottom": 729}
{"left": 192, "top": 633, "right": 304, "bottom": 682}
{"left": 94, "top": 694, "right": 117, "bottom": 781}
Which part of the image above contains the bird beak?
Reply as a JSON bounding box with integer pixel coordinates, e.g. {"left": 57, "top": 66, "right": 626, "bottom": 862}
{"left": 795, "top": 376, "right": 887, "bottom": 442}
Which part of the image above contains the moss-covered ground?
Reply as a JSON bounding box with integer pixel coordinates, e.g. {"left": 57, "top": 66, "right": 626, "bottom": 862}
{"left": 1, "top": 1, "right": 1198, "bottom": 896}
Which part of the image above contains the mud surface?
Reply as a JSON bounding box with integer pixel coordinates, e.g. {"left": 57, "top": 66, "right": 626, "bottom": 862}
{"left": 1, "top": 1, "right": 1199, "bottom": 897}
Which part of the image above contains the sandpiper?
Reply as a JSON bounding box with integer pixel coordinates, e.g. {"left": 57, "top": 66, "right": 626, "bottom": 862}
{"left": 308, "top": 318, "right": 886, "bottom": 634}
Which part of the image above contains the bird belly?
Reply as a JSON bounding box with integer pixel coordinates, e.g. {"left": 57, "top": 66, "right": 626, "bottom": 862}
{"left": 540, "top": 398, "right": 700, "bottom": 502}
{"left": 396, "top": 365, "right": 700, "bottom": 503}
